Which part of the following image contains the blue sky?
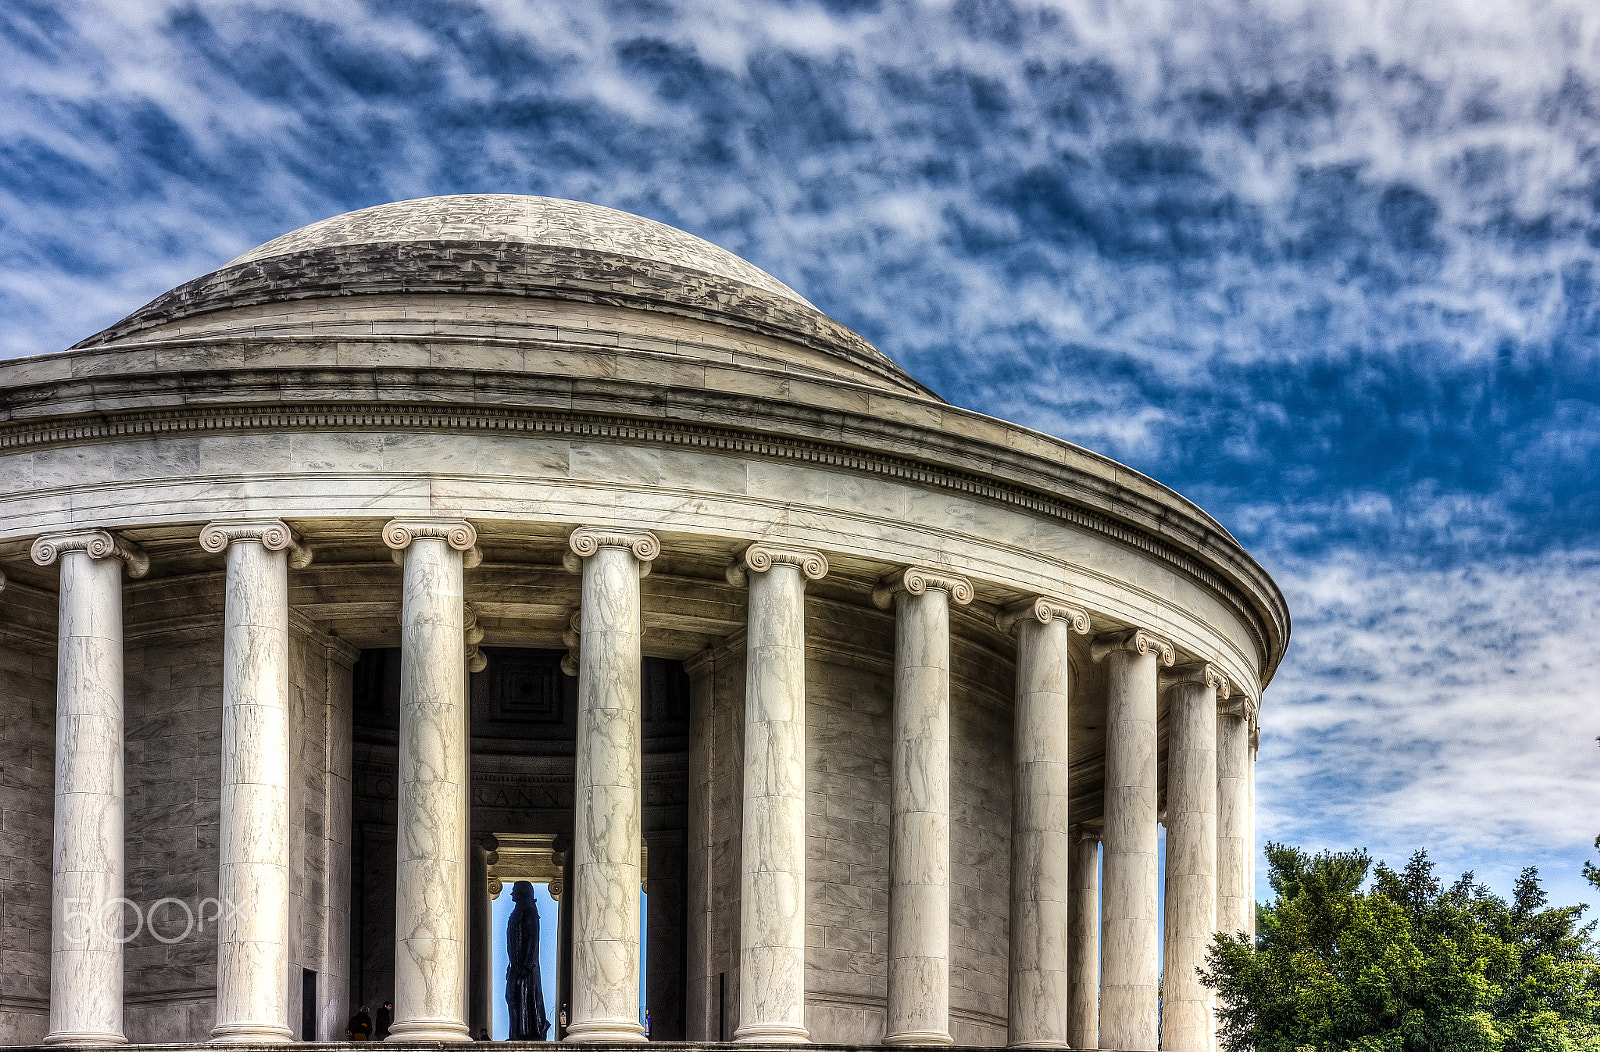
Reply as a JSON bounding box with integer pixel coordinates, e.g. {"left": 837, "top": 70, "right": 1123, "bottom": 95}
{"left": 3, "top": 0, "right": 1599, "bottom": 909}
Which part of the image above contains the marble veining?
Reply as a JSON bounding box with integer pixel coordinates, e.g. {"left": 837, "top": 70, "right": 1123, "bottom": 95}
{"left": 568, "top": 533, "right": 656, "bottom": 1043}
{"left": 34, "top": 543, "right": 131, "bottom": 1047}
{"left": 209, "top": 528, "right": 296, "bottom": 1043}
{"left": 1095, "top": 635, "right": 1169, "bottom": 1052}
{"left": 734, "top": 554, "right": 820, "bottom": 1043}
{"left": 389, "top": 530, "right": 471, "bottom": 1042}
{"left": 1162, "top": 666, "right": 1224, "bottom": 1052}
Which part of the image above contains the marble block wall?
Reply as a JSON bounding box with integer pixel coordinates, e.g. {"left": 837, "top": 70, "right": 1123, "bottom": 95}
{"left": 705, "top": 636, "right": 748, "bottom": 1040}
{"left": 803, "top": 648, "right": 893, "bottom": 1044}
{"left": 798, "top": 599, "right": 1015, "bottom": 1047}
{"left": 947, "top": 622, "right": 1015, "bottom": 1046}
{"left": 115, "top": 590, "right": 350, "bottom": 1043}
{"left": 287, "top": 621, "right": 353, "bottom": 1041}
{"left": 121, "top": 630, "right": 224, "bottom": 1042}
{"left": 0, "top": 624, "right": 55, "bottom": 1046}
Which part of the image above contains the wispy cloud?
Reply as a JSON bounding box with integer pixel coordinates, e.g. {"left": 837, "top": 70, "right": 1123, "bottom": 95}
{"left": 1261, "top": 547, "right": 1600, "bottom": 908}
{"left": 3, "top": 0, "right": 1599, "bottom": 903}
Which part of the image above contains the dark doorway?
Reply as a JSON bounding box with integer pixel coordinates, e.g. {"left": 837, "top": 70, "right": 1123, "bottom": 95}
{"left": 301, "top": 969, "right": 317, "bottom": 1040}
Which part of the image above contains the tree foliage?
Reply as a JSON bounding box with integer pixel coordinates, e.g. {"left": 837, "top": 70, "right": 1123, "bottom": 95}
{"left": 1200, "top": 843, "right": 1600, "bottom": 1052}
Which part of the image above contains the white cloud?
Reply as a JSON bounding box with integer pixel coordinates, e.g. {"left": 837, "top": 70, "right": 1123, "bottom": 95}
{"left": 1260, "top": 547, "right": 1600, "bottom": 906}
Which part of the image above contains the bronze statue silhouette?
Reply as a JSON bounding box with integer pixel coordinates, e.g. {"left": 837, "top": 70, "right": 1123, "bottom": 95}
{"left": 505, "top": 881, "right": 551, "bottom": 1041}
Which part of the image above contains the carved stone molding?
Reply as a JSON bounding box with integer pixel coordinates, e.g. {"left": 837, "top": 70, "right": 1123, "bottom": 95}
{"left": 1219, "top": 691, "right": 1261, "bottom": 727}
{"left": 560, "top": 607, "right": 581, "bottom": 677}
{"left": 564, "top": 526, "right": 661, "bottom": 575}
{"left": 0, "top": 398, "right": 1285, "bottom": 677}
{"left": 199, "top": 518, "right": 313, "bottom": 568}
{"left": 724, "top": 542, "right": 829, "bottom": 587}
{"left": 31, "top": 528, "right": 149, "bottom": 578}
{"left": 995, "top": 595, "right": 1091, "bottom": 635}
{"left": 1162, "top": 661, "right": 1231, "bottom": 699}
{"left": 464, "top": 603, "right": 488, "bottom": 673}
{"left": 1089, "top": 626, "right": 1176, "bottom": 667}
{"left": 871, "top": 565, "right": 975, "bottom": 610}
{"left": 382, "top": 517, "right": 480, "bottom": 558}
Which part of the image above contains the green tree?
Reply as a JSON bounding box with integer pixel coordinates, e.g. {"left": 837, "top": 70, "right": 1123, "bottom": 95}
{"left": 1200, "top": 843, "right": 1600, "bottom": 1052}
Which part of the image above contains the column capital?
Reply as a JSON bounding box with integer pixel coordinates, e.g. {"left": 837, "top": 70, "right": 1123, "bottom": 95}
{"left": 31, "top": 529, "right": 149, "bottom": 578}
{"left": 1162, "top": 661, "right": 1231, "bottom": 699}
{"left": 1219, "top": 691, "right": 1261, "bottom": 725}
{"left": 871, "top": 565, "right": 974, "bottom": 610}
{"left": 724, "top": 542, "right": 828, "bottom": 587}
{"left": 464, "top": 604, "right": 488, "bottom": 673}
{"left": 561, "top": 607, "right": 582, "bottom": 677}
{"left": 563, "top": 526, "right": 660, "bottom": 574}
{"left": 1089, "top": 626, "right": 1175, "bottom": 666}
{"left": 996, "top": 595, "right": 1090, "bottom": 635}
{"left": 199, "top": 519, "right": 313, "bottom": 568}
{"left": 383, "top": 517, "right": 480, "bottom": 561}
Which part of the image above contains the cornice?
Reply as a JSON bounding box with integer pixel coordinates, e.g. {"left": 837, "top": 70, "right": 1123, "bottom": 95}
{"left": 0, "top": 392, "right": 1286, "bottom": 682}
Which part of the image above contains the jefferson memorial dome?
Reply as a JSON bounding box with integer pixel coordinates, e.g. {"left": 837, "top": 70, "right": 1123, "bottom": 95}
{"left": 0, "top": 195, "right": 1287, "bottom": 1052}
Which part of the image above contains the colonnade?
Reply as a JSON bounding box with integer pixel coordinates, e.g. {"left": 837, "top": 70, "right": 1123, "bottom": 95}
{"left": 28, "top": 520, "right": 1257, "bottom": 1050}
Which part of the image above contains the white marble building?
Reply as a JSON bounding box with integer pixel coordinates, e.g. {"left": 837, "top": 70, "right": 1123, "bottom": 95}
{"left": 0, "top": 196, "right": 1286, "bottom": 1051}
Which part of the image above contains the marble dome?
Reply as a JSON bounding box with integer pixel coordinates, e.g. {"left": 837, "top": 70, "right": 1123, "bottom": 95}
{"left": 227, "top": 194, "right": 813, "bottom": 304}
{"left": 73, "top": 193, "right": 929, "bottom": 397}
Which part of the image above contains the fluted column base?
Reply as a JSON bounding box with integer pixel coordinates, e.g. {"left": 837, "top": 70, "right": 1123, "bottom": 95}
{"left": 564, "top": 1018, "right": 647, "bottom": 1043}
{"left": 734, "top": 1022, "right": 811, "bottom": 1044}
{"left": 210, "top": 1023, "right": 294, "bottom": 1045}
{"left": 387, "top": 1020, "right": 474, "bottom": 1043}
{"left": 42, "top": 1032, "right": 127, "bottom": 1047}
{"left": 883, "top": 1030, "right": 957, "bottom": 1046}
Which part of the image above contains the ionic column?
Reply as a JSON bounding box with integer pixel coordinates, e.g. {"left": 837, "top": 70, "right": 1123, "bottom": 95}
{"left": 199, "top": 521, "right": 312, "bottom": 1043}
{"left": 998, "top": 597, "right": 1089, "bottom": 1048}
{"left": 32, "top": 529, "right": 149, "bottom": 1046}
{"left": 1162, "top": 664, "right": 1228, "bottom": 1052}
{"left": 563, "top": 526, "right": 660, "bottom": 1042}
{"left": 872, "top": 567, "right": 973, "bottom": 1046}
{"left": 382, "top": 518, "right": 479, "bottom": 1042}
{"left": 726, "top": 544, "right": 829, "bottom": 1043}
{"left": 1066, "top": 830, "right": 1100, "bottom": 1050}
{"left": 1216, "top": 698, "right": 1252, "bottom": 940}
{"left": 1089, "top": 627, "right": 1173, "bottom": 1052}
{"left": 1248, "top": 720, "right": 1259, "bottom": 941}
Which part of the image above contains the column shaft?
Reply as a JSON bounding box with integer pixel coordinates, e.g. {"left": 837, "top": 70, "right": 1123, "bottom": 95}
{"left": 1066, "top": 834, "right": 1100, "bottom": 1050}
{"left": 1216, "top": 712, "right": 1251, "bottom": 940}
{"left": 1096, "top": 635, "right": 1164, "bottom": 1052}
{"left": 1007, "top": 614, "right": 1072, "bottom": 1048}
{"left": 469, "top": 845, "right": 492, "bottom": 1036}
{"left": 1247, "top": 740, "right": 1258, "bottom": 942}
{"left": 684, "top": 652, "right": 716, "bottom": 1042}
{"left": 735, "top": 557, "right": 813, "bottom": 1043}
{"left": 213, "top": 538, "right": 294, "bottom": 1042}
{"left": 45, "top": 549, "right": 128, "bottom": 1046}
{"left": 1162, "top": 672, "right": 1220, "bottom": 1052}
{"left": 568, "top": 537, "right": 650, "bottom": 1042}
{"left": 886, "top": 586, "right": 953, "bottom": 1046}
{"left": 390, "top": 534, "right": 471, "bottom": 1041}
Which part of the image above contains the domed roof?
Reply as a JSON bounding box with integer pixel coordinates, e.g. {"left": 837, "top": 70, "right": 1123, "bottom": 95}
{"left": 226, "top": 195, "right": 814, "bottom": 308}
{"left": 74, "top": 194, "right": 931, "bottom": 397}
